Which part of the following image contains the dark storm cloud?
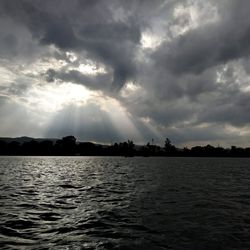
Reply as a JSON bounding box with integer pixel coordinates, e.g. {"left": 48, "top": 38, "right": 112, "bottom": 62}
{"left": 0, "top": 0, "right": 79, "bottom": 49}
{"left": 153, "top": 0, "right": 250, "bottom": 75}
{"left": 196, "top": 91, "right": 250, "bottom": 127}
{"left": 0, "top": 0, "right": 144, "bottom": 90}
{"left": 1, "top": 0, "right": 250, "bottom": 146}
{"left": 44, "top": 68, "right": 112, "bottom": 92}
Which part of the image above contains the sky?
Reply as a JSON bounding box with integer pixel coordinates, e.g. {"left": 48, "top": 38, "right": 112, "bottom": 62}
{"left": 0, "top": 0, "right": 250, "bottom": 147}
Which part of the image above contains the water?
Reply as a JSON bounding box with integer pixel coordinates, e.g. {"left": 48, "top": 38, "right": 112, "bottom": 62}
{"left": 0, "top": 157, "right": 250, "bottom": 249}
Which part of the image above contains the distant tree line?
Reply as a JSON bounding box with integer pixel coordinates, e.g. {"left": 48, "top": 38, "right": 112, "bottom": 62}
{"left": 1, "top": 136, "right": 250, "bottom": 157}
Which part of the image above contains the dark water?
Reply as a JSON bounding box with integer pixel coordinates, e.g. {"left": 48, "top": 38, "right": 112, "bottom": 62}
{"left": 0, "top": 157, "right": 250, "bottom": 249}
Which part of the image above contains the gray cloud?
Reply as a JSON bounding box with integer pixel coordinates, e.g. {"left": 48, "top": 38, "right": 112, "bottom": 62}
{"left": 44, "top": 68, "right": 112, "bottom": 92}
{"left": 153, "top": 0, "right": 250, "bottom": 75}
{"left": 0, "top": 95, "right": 44, "bottom": 137}
{"left": 0, "top": 0, "right": 143, "bottom": 91}
{"left": 1, "top": 0, "right": 250, "bottom": 146}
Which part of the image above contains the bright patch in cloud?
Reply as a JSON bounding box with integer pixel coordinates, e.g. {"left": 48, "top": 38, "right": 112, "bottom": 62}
{"left": 23, "top": 83, "right": 93, "bottom": 113}
{"left": 121, "top": 82, "right": 141, "bottom": 98}
{"left": 66, "top": 51, "right": 77, "bottom": 62}
{"left": 141, "top": 32, "right": 163, "bottom": 49}
{"left": 78, "top": 63, "right": 107, "bottom": 75}
{"left": 172, "top": 1, "right": 219, "bottom": 36}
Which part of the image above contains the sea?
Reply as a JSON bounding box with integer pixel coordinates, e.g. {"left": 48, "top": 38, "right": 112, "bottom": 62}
{"left": 0, "top": 156, "right": 250, "bottom": 249}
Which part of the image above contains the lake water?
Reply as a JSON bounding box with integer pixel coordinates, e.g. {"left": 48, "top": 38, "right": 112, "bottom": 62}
{"left": 0, "top": 157, "right": 250, "bottom": 249}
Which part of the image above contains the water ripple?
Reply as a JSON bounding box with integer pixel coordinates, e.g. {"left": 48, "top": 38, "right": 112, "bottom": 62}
{"left": 0, "top": 156, "right": 250, "bottom": 249}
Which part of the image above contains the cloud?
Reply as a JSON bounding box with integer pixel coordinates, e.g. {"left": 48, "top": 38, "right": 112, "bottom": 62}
{"left": 0, "top": 95, "right": 45, "bottom": 137}
{"left": 153, "top": 0, "right": 250, "bottom": 75}
{"left": 1, "top": 0, "right": 250, "bottom": 146}
{"left": 44, "top": 68, "right": 112, "bottom": 93}
{"left": 0, "top": 0, "right": 143, "bottom": 91}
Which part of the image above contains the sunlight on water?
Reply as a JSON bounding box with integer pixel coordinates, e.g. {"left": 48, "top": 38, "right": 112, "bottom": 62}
{"left": 0, "top": 157, "right": 250, "bottom": 249}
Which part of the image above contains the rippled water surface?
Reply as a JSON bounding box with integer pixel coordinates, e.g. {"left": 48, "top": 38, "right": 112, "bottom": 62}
{"left": 0, "top": 157, "right": 250, "bottom": 249}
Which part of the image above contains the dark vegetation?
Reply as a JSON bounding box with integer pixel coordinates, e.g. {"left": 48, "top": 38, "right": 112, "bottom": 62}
{"left": 0, "top": 136, "right": 250, "bottom": 157}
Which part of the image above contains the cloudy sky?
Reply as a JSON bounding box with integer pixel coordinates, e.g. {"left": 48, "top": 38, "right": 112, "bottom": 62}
{"left": 0, "top": 0, "right": 250, "bottom": 147}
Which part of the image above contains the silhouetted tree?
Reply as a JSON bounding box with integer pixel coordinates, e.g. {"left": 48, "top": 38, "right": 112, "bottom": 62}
{"left": 40, "top": 140, "right": 54, "bottom": 155}
{"left": 61, "top": 136, "right": 76, "bottom": 155}
{"left": 54, "top": 139, "right": 63, "bottom": 155}
{"left": 1, "top": 135, "right": 250, "bottom": 157}
{"left": 22, "top": 140, "right": 40, "bottom": 155}
{"left": 8, "top": 141, "right": 20, "bottom": 155}
{"left": 0, "top": 141, "right": 7, "bottom": 155}
{"left": 164, "top": 138, "right": 177, "bottom": 156}
{"left": 165, "top": 138, "right": 171, "bottom": 148}
{"left": 78, "top": 142, "right": 98, "bottom": 156}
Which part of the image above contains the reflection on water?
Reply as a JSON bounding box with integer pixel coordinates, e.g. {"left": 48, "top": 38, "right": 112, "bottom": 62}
{"left": 0, "top": 156, "right": 250, "bottom": 249}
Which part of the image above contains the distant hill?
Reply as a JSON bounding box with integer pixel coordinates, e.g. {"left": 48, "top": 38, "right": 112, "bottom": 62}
{"left": 0, "top": 137, "right": 59, "bottom": 144}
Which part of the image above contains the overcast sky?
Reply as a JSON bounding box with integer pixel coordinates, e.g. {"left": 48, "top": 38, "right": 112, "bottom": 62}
{"left": 0, "top": 0, "right": 250, "bottom": 146}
